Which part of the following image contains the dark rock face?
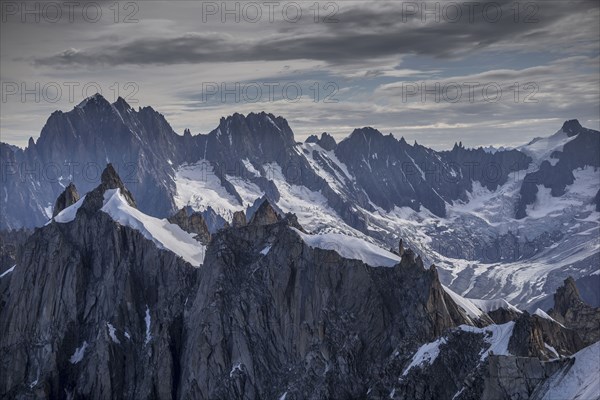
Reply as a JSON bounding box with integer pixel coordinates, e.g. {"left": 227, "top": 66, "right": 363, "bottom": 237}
{"left": 507, "top": 313, "right": 584, "bottom": 359}
{"left": 0, "top": 229, "right": 31, "bottom": 321}
{"left": 0, "top": 179, "right": 198, "bottom": 399}
{"left": 486, "top": 307, "right": 521, "bottom": 325}
{"left": 393, "top": 313, "right": 591, "bottom": 400}
{"left": 0, "top": 229, "right": 30, "bottom": 272}
{"left": 317, "top": 132, "right": 337, "bottom": 151}
{"left": 231, "top": 210, "right": 247, "bottom": 228}
{"left": 479, "top": 355, "right": 567, "bottom": 400}
{"left": 248, "top": 199, "right": 281, "bottom": 226}
{"left": 389, "top": 309, "right": 588, "bottom": 400}
{"left": 304, "top": 132, "right": 336, "bottom": 150}
{"left": 177, "top": 219, "right": 482, "bottom": 400}
{"left": 548, "top": 277, "right": 600, "bottom": 345}
{"left": 305, "top": 134, "right": 319, "bottom": 143}
{"left": 394, "top": 330, "right": 489, "bottom": 400}
{"left": 168, "top": 207, "right": 211, "bottom": 244}
{"left": 0, "top": 142, "right": 50, "bottom": 228}
{"left": 335, "top": 128, "right": 446, "bottom": 216}
{"left": 574, "top": 274, "right": 600, "bottom": 307}
{"left": 441, "top": 144, "right": 532, "bottom": 192}
{"left": 562, "top": 119, "right": 586, "bottom": 137}
{"left": 52, "top": 183, "right": 80, "bottom": 217}
{"left": 200, "top": 206, "right": 229, "bottom": 234}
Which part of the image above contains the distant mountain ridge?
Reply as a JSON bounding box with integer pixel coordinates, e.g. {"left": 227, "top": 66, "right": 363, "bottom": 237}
{"left": 1, "top": 94, "right": 598, "bottom": 310}
{"left": 4, "top": 94, "right": 596, "bottom": 231}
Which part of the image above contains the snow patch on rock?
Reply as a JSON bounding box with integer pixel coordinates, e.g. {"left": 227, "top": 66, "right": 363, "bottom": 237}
{"left": 69, "top": 341, "right": 88, "bottom": 364}
{"left": 402, "top": 336, "right": 448, "bottom": 376}
{"left": 102, "top": 189, "right": 205, "bottom": 267}
{"left": 51, "top": 195, "right": 86, "bottom": 224}
{"left": 467, "top": 298, "right": 522, "bottom": 314}
{"left": 0, "top": 265, "right": 16, "bottom": 278}
{"left": 538, "top": 342, "right": 600, "bottom": 400}
{"left": 291, "top": 227, "right": 401, "bottom": 267}
{"left": 443, "top": 286, "right": 486, "bottom": 319}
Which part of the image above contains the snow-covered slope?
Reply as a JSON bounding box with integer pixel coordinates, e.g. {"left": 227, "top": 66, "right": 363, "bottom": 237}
{"left": 535, "top": 342, "right": 600, "bottom": 400}
{"left": 102, "top": 189, "right": 206, "bottom": 267}
{"left": 519, "top": 129, "right": 578, "bottom": 165}
{"left": 442, "top": 285, "right": 486, "bottom": 319}
{"left": 291, "top": 227, "right": 401, "bottom": 268}
{"left": 51, "top": 195, "right": 87, "bottom": 224}
{"left": 457, "top": 322, "right": 515, "bottom": 361}
{"left": 467, "top": 298, "right": 522, "bottom": 314}
{"left": 402, "top": 336, "right": 448, "bottom": 376}
{"left": 174, "top": 161, "right": 252, "bottom": 219}
{"left": 533, "top": 308, "right": 565, "bottom": 327}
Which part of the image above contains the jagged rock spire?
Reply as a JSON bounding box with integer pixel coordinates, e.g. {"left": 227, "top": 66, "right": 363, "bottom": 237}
{"left": 248, "top": 199, "right": 280, "bottom": 226}
{"left": 304, "top": 132, "right": 336, "bottom": 150}
{"left": 398, "top": 238, "right": 405, "bottom": 257}
{"left": 318, "top": 132, "right": 337, "bottom": 151}
{"left": 100, "top": 164, "right": 137, "bottom": 207}
{"left": 552, "top": 276, "right": 583, "bottom": 315}
{"left": 401, "top": 247, "right": 415, "bottom": 264}
{"left": 305, "top": 134, "right": 319, "bottom": 144}
{"left": 168, "top": 208, "right": 211, "bottom": 244}
{"left": 80, "top": 164, "right": 137, "bottom": 213}
{"left": 548, "top": 276, "right": 600, "bottom": 346}
{"left": 52, "top": 183, "right": 80, "bottom": 217}
{"left": 231, "top": 211, "right": 246, "bottom": 228}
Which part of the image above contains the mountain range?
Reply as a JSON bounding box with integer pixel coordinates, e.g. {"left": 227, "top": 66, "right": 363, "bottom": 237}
{"left": 1, "top": 94, "right": 598, "bottom": 311}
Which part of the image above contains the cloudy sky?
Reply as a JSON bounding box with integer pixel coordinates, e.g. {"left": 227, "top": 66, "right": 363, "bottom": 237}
{"left": 1, "top": 0, "right": 599, "bottom": 149}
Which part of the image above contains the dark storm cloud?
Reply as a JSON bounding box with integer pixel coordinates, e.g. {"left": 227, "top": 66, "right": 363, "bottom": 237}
{"left": 31, "top": 0, "right": 599, "bottom": 67}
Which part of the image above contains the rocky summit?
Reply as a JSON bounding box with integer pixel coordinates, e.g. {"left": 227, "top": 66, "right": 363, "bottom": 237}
{"left": 0, "top": 165, "right": 598, "bottom": 399}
